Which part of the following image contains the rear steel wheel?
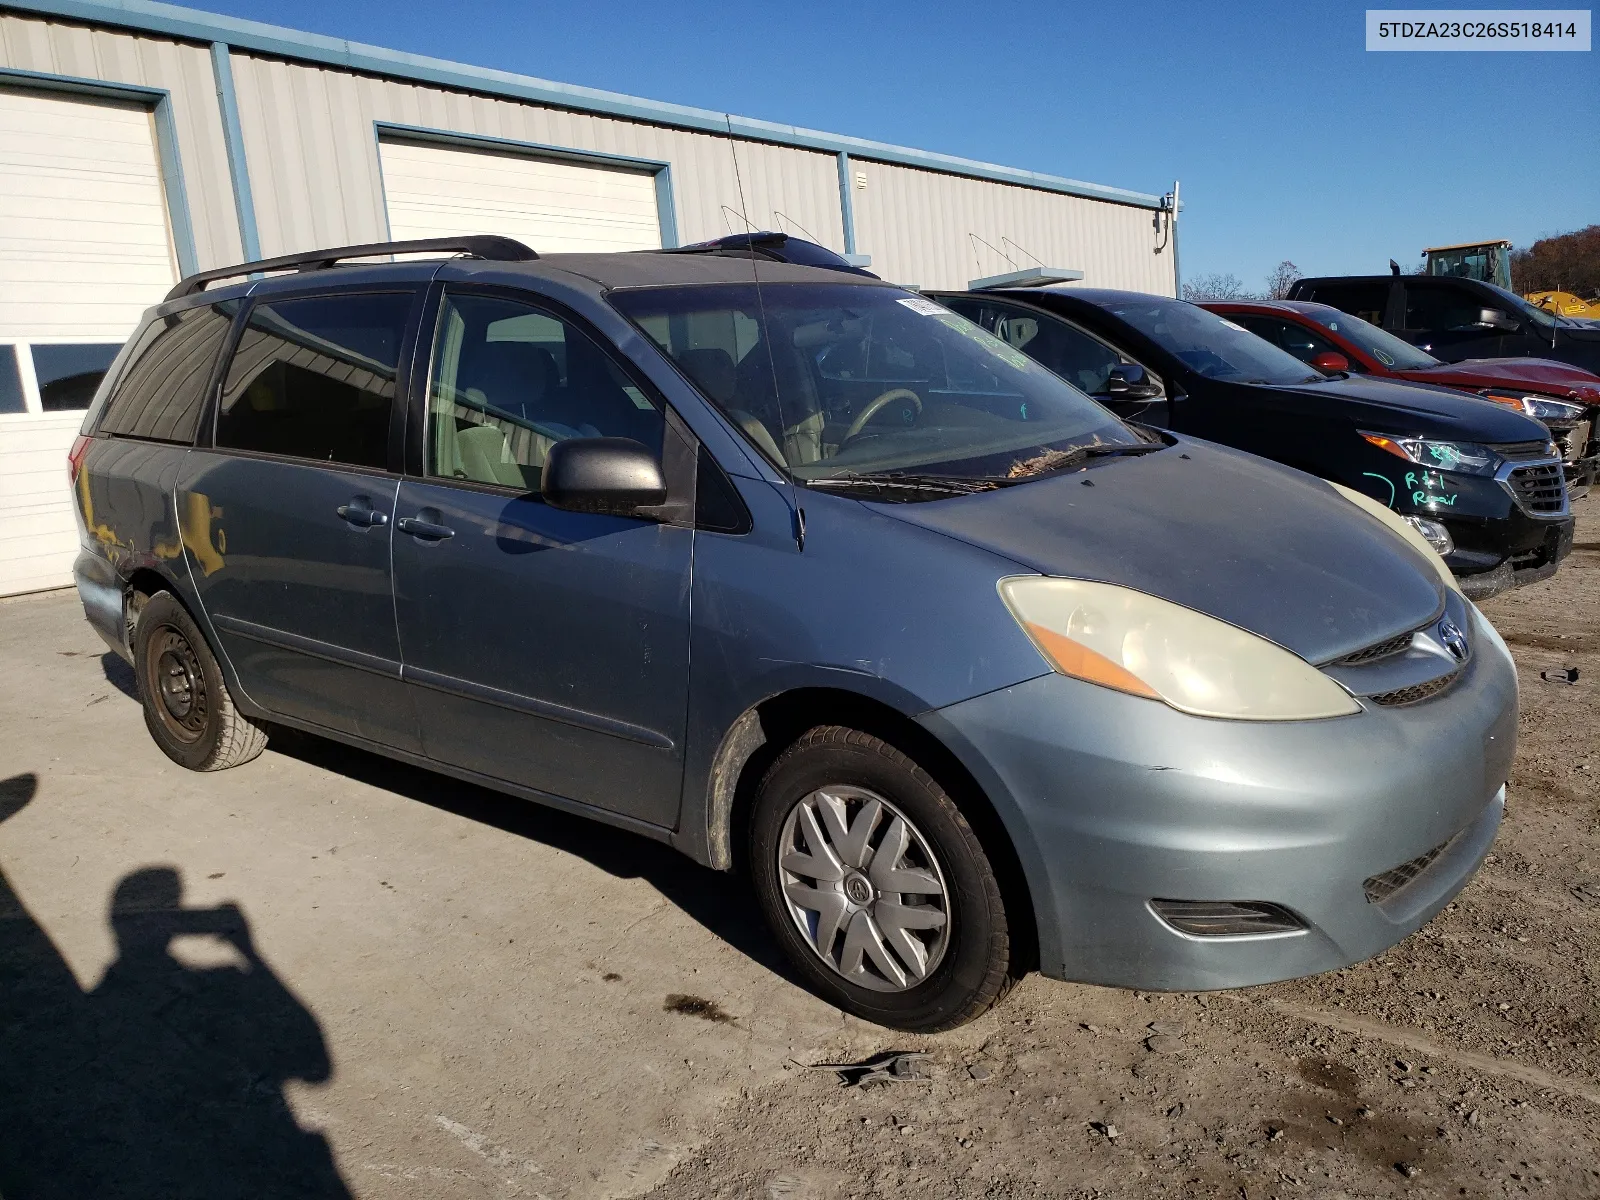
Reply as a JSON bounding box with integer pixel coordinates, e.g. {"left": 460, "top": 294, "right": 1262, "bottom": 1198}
{"left": 147, "top": 626, "right": 210, "bottom": 743}
{"left": 133, "top": 591, "right": 268, "bottom": 772}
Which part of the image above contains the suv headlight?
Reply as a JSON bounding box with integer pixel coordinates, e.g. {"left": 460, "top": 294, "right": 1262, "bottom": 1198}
{"left": 1481, "top": 391, "right": 1586, "bottom": 421}
{"left": 1359, "top": 433, "right": 1503, "bottom": 477}
{"left": 998, "top": 577, "right": 1359, "bottom": 721}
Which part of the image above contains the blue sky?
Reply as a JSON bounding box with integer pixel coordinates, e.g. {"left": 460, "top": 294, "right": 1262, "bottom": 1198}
{"left": 199, "top": 0, "right": 1597, "bottom": 289}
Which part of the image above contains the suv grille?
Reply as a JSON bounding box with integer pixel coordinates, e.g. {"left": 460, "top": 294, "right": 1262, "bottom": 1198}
{"left": 1495, "top": 440, "right": 1554, "bottom": 462}
{"left": 1364, "top": 840, "right": 1449, "bottom": 903}
{"left": 1369, "top": 670, "right": 1460, "bottom": 707}
{"left": 1506, "top": 461, "right": 1566, "bottom": 513}
{"left": 1336, "top": 630, "right": 1414, "bottom": 666}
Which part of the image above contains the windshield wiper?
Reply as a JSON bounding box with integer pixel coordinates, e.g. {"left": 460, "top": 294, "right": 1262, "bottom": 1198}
{"left": 805, "top": 472, "right": 1015, "bottom": 497}
{"left": 1008, "top": 441, "right": 1164, "bottom": 480}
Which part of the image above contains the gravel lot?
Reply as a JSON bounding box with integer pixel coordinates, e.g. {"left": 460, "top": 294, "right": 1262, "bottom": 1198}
{"left": 1, "top": 498, "right": 1596, "bottom": 1199}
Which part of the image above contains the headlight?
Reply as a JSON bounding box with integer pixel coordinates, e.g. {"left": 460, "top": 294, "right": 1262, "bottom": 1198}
{"left": 1330, "top": 481, "right": 1458, "bottom": 593}
{"left": 997, "top": 577, "right": 1360, "bottom": 721}
{"left": 1481, "top": 391, "right": 1586, "bottom": 421}
{"left": 1359, "top": 432, "right": 1502, "bottom": 477}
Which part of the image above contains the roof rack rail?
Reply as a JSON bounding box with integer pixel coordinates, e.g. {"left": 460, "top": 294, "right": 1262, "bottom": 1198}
{"left": 164, "top": 236, "right": 538, "bottom": 300}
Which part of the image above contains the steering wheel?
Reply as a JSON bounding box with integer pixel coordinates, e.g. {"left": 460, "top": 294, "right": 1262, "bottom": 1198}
{"left": 842, "top": 388, "right": 923, "bottom": 445}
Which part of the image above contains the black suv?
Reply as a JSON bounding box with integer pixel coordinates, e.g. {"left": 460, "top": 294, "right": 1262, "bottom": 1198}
{"left": 933, "top": 286, "right": 1573, "bottom": 599}
{"left": 1288, "top": 273, "right": 1600, "bottom": 374}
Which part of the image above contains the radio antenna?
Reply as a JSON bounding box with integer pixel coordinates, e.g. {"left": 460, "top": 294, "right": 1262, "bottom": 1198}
{"left": 725, "top": 114, "right": 805, "bottom": 550}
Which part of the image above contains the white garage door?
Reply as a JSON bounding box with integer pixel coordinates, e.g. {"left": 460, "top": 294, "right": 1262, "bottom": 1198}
{"left": 0, "top": 88, "right": 178, "bottom": 596}
{"left": 379, "top": 139, "right": 663, "bottom": 255}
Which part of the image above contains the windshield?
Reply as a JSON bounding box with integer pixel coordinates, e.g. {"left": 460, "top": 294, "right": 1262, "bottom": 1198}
{"left": 1484, "top": 283, "right": 1559, "bottom": 331}
{"left": 1105, "top": 297, "right": 1324, "bottom": 385}
{"left": 611, "top": 283, "right": 1138, "bottom": 482}
{"left": 1301, "top": 306, "right": 1440, "bottom": 370}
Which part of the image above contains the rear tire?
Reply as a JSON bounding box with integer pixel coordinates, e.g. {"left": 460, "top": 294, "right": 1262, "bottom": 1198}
{"left": 748, "top": 725, "right": 1016, "bottom": 1032}
{"left": 133, "top": 591, "right": 267, "bottom": 771}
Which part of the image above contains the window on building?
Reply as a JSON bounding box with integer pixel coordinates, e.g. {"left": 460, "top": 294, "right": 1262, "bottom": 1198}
{"left": 98, "top": 304, "right": 236, "bottom": 443}
{"left": 0, "top": 346, "right": 24, "bottom": 415}
{"left": 33, "top": 344, "right": 124, "bottom": 411}
{"left": 216, "top": 293, "right": 414, "bottom": 468}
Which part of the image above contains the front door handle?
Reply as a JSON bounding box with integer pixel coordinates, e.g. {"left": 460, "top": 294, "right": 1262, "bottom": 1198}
{"left": 397, "top": 515, "right": 455, "bottom": 541}
{"left": 337, "top": 498, "right": 389, "bottom": 527}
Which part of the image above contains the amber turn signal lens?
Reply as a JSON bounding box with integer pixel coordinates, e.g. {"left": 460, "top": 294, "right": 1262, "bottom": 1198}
{"left": 1359, "top": 432, "right": 1409, "bottom": 459}
{"left": 1024, "top": 621, "right": 1160, "bottom": 700}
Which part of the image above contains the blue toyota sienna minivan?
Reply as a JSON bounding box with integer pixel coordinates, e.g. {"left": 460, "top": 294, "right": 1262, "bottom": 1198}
{"left": 70, "top": 238, "right": 1517, "bottom": 1031}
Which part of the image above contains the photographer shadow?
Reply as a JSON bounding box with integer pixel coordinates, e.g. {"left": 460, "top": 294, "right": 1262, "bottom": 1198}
{"left": 0, "top": 772, "right": 350, "bottom": 1199}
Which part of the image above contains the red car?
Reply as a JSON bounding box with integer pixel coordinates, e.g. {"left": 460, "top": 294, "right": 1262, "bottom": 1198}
{"left": 1204, "top": 299, "right": 1600, "bottom": 490}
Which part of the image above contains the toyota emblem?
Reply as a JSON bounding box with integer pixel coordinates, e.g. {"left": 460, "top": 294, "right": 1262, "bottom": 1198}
{"left": 1438, "top": 618, "right": 1468, "bottom": 662}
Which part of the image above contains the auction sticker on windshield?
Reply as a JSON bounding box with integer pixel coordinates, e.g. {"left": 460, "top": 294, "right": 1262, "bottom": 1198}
{"left": 898, "top": 297, "right": 952, "bottom": 317}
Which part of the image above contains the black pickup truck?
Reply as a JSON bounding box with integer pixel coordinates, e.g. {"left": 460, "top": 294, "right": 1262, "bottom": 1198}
{"left": 1287, "top": 273, "right": 1600, "bottom": 375}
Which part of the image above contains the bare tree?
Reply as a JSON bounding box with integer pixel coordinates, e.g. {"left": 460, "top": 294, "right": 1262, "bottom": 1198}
{"left": 1264, "top": 260, "right": 1301, "bottom": 299}
{"left": 1180, "top": 272, "right": 1256, "bottom": 302}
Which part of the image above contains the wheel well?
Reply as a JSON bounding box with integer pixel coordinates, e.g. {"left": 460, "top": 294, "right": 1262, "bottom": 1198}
{"left": 715, "top": 687, "right": 1039, "bottom": 973}
{"left": 126, "top": 568, "right": 170, "bottom": 601}
{"left": 123, "top": 568, "right": 174, "bottom": 647}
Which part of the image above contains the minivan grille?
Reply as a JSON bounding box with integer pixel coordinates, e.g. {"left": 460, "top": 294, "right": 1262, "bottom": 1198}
{"left": 1336, "top": 630, "right": 1414, "bottom": 666}
{"left": 1369, "top": 670, "right": 1460, "bottom": 707}
{"left": 1364, "top": 840, "right": 1449, "bottom": 903}
{"left": 1506, "top": 462, "right": 1566, "bottom": 513}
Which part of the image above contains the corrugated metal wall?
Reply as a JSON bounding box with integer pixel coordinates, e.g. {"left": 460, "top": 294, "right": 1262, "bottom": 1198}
{"left": 0, "top": 11, "right": 1172, "bottom": 293}
{"left": 226, "top": 54, "right": 848, "bottom": 260}
{"left": 850, "top": 159, "right": 1176, "bottom": 295}
{"left": 0, "top": 12, "right": 242, "bottom": 269}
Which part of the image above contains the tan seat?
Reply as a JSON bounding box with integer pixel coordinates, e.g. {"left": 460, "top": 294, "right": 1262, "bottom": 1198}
{"left": 456, "top": 423, "right": 535, "bottom": 489}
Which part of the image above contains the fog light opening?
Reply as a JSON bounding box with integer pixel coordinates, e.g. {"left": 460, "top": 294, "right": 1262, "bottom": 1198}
{"left": 1402, "top": 515, "right": 1454, "bottom": 557}
{"left": 1149, "top": 899, "right": 1306, "bottom": 937}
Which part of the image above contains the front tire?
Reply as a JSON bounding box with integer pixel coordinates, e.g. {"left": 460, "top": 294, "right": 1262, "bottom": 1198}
{"left": 133, "top": 591, "right": 268, "bottom": 772}
{"left": 748, "top": 725, "right": 1016, "bottom": 1032}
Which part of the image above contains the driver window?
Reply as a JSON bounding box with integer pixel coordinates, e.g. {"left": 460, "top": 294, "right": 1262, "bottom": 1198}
{"left": 1233, "top": 315, "right": 1352, "bottom": 368}
{"left": 427, "top": 293, "right": 662, "bottom": 490}
{"left": 987, "top": 306, "right": 1123, "bottom": 395}
{"left": 1401, "top": 285, "right": 1484, "bottom": 333}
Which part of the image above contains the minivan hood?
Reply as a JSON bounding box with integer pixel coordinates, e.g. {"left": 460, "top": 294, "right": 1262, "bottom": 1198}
{"left": 1266, "top": 374, "right": 1550, "bottom": 441}
{"left": 880, "top": 439, "right": 1444, "bottom": 665}
{"left": 1405, "top": 357, "right": 1600, "bottom": 403}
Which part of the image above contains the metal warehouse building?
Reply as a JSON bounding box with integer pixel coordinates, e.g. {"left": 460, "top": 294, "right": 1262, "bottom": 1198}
{"left": 0, "top": 0, "right": 1179, "bottom": 596}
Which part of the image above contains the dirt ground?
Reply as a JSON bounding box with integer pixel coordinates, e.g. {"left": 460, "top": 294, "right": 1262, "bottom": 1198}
{"left": 0, "top": 499, "right": 1596, "bottom": 1200}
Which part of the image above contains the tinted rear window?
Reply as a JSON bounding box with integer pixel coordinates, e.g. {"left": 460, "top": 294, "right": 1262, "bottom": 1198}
{"left": 1300, "top": 282, "right": 1391, "bottom": 326}
{"left": 97, "top": 303, "right": 237, "bottom": 443}
{"left": 215, "top": 293, "right": 413, "bottom": 469}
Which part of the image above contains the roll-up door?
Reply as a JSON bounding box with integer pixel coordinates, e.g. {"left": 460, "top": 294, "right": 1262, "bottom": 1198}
{"left": 0, "top": 88, "right": 178, "bottom": 595}
{"left": 378, "top": 139, "right": 662, "bottom": 254}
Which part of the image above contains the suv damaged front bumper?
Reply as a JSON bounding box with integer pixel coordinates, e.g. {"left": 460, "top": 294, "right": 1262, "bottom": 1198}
{"left": 919, "top": 604, "right": 1517, "bottom": 992}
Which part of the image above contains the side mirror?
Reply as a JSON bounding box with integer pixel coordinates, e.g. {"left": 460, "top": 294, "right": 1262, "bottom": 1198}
{"left": 541, "top": 437, "right": 667, "bottom": 516}
{"left": 1310, "top": 351, "right": 1350, "bottom": 374}
{"left": 1101, "top": 362, "right": 1163, "bottom": 400}
{"left": 1477, "top": 308, "right": 1520, "bottom": 332}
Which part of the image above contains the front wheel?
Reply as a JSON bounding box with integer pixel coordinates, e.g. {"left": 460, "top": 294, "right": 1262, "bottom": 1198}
{"left": 748, "top": 726, "right": 1017, "bottom": 1031}
{"left": 133, "top": 591, "right": 268, "bottom": 772}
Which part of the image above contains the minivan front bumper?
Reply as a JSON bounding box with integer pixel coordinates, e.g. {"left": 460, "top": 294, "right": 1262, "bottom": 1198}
{"left": 919, "top": 605, "right": 1517, "bottom": 991}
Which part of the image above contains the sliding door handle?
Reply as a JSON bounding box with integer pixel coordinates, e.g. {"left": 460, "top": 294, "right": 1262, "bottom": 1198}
{"left": 397, "top": 516, "right": 455, "bottom": 540}
{"left": 337, "top": 499, "right": 389, "bottom": 527}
